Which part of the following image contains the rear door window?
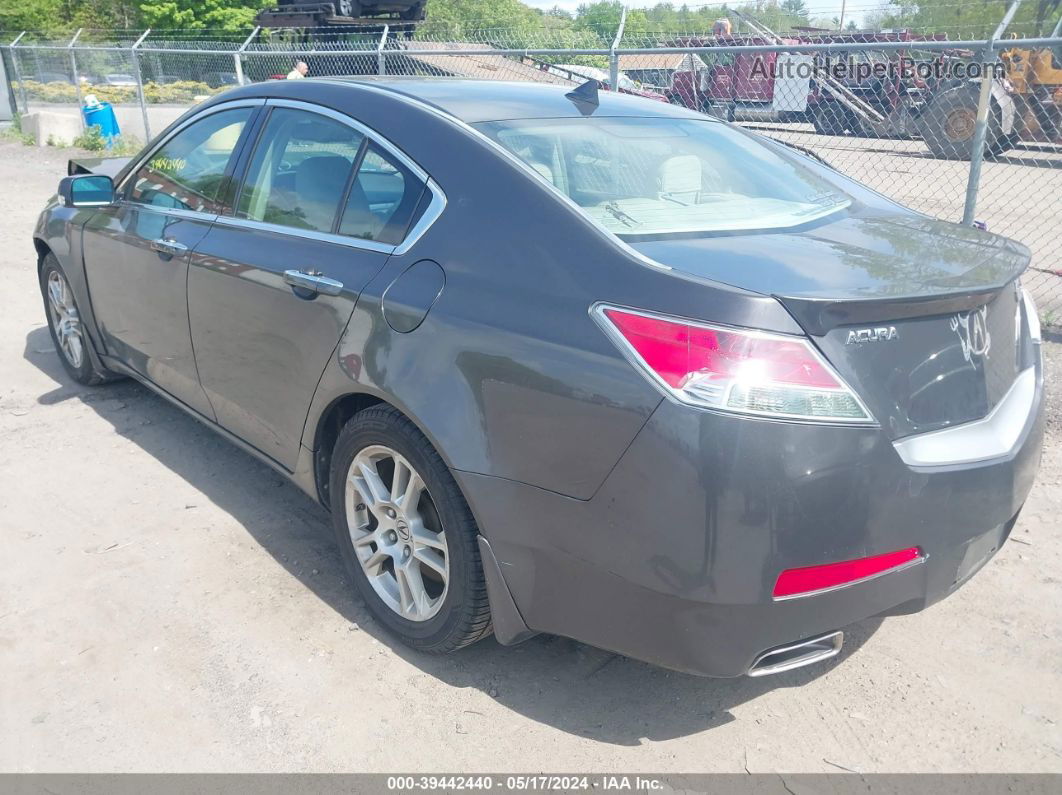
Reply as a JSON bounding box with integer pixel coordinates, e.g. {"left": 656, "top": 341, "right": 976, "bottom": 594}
{"left": 237, "top": 107, "right": 365, "bottom": 233}
{"left": 338, "top": 143, "right": 425, "bottom": 245}
{"left": 128, "top": 107, "right": 253, "bottom": 214}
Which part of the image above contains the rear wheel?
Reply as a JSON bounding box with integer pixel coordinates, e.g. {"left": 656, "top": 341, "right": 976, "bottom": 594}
{"left": 330, "top": 405, "right": 492, "bottom": 652}
{"left": 39, "top": 254, "right": 117, "bottom": 386}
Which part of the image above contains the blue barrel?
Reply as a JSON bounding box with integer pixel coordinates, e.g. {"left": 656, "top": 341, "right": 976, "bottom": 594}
{"left": 82, "top": 101, "right": 121, "bottom": 144}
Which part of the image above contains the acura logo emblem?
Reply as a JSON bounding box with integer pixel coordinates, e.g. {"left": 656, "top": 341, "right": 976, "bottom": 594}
{"left": 845, "top": 326, "right": 897, "bottom": 344}
{"left": 951, "top": 305, "right": 991, "bottom": 363}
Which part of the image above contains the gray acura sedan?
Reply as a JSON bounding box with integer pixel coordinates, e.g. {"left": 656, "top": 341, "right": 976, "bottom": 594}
{"left": 35, "top": 78, "right": 1044, "bottom": 678}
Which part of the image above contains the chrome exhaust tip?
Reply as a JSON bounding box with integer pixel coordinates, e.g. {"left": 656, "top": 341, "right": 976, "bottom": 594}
{"left": 747, "top": 630, "right": 844, "bottom": 677}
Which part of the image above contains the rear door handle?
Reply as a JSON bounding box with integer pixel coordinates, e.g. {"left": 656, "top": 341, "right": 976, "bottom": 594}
{"left": 283, "top": 269, "right": 343, "bottom": 297}
{"left": 150, "top": 238, "right": 188, "bottom": 256}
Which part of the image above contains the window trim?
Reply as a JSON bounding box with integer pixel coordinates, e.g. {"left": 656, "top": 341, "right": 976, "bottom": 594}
{"left": 215, "top": 98, "right": 445, "bottom": 254}
{"left": 116, "top": 98, "right": 267, "bottom": 223}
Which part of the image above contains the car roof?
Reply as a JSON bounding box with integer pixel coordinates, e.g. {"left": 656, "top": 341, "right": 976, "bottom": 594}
{"left": 313, "top": 77, "right": 706, "bottom": 124}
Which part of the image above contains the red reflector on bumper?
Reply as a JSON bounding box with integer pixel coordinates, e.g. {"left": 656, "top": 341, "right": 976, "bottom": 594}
{"left": 773, "top": 547, "right": 923, "bottom": 599}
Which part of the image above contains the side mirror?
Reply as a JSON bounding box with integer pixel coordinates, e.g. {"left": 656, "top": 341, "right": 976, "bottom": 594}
{"left": 58, "top": 174, "right": 115, "bottom": 208}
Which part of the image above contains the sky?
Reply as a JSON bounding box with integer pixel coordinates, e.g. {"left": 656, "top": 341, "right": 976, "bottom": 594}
{"left": 520, "top": 0, "right": 874, "bottom": 27}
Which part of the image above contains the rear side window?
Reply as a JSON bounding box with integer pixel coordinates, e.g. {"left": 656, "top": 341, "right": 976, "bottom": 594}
{"left": 237, "top": 107, "right": 365, "bottom": 233}
{"left": 128, "top": 107, "right": 253, "bottom": 213}
{"left": 338, "top": 143, "right": 425, "bottom": 245}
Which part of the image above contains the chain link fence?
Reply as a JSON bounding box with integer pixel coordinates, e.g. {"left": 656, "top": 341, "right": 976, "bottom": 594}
{"left": 2, "top": 7, "right": 1061, "bottom": 320}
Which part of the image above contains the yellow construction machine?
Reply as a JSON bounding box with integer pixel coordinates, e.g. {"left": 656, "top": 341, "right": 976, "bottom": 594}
{"left": 999, "top": 34, "right": 1062, "bottom": 143}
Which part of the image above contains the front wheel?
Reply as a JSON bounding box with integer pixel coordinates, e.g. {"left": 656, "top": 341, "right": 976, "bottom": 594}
{"left": 39, "top": 254, "right": 116, "bottom": 386}
{"left": 330, "top": 405, "right": 493, "bottom": 653}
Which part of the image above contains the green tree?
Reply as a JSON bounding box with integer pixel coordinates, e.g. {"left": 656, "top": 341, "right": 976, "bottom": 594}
{"left": 0, "top": 0, "right": 144, "bottom": 35}
{"left": 780, "top": 0, "right": 810, "bottom": 23}
{"left": 138, "top": 0, "right": 271, "bottom": 32}
{"left": 876, "top": 0, "right": 1061, "bottom": 37}
{"left": 423, "top": 0, "right": 540, "bottom": 37}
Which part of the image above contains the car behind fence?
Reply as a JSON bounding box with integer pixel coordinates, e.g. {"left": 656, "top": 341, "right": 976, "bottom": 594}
{"left": 3, "top": 12, "right": 1061, "bottom": 319}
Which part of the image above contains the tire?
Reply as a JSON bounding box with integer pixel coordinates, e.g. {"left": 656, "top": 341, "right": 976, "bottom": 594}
{"left": 39, "top": 254, "right": 117, "bottom": 386}
{"left": 917, "top": 89, "right": 1002, "bottom": 160}
{"left": 329, "top": 405, "right": 492, "bottom": 653}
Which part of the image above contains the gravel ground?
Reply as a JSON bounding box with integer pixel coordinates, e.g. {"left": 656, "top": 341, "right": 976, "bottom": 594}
{"left": 0, "top": 139, "right": 1060, "bottom": 773}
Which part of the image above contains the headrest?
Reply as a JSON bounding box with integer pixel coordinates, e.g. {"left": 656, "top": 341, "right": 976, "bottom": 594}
{"left": 658, "top": 155, "right": 701, "bottom": 195}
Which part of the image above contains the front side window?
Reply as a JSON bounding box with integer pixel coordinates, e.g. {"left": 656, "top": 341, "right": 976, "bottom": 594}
{"left": 128, "top": 107, "right": 252, "bottom": 213}
{"left": 475, "top": 117, "right": 852, "bottom": 238}
{"left": 238, "top": 108, "right": 365, "bottom": 233}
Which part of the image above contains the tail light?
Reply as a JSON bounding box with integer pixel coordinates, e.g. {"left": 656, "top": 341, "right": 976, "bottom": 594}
{"left": 593, "top": 304, "right": 874, "bottom": 424}
{"left": 773, "top": 547, "right": 923, "bottom": 599}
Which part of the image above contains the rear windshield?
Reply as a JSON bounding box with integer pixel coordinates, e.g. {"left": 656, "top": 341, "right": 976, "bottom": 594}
{"left": 474, "top": 117, "right": 851, "bottom": 238}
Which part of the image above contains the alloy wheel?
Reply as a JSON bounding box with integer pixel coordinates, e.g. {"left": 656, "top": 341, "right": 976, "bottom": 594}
{"left": 46, "top": 269, "right": 84, "bottom": 369}
{"left": 345, "top": 445, "right": 449, "bottom": 621}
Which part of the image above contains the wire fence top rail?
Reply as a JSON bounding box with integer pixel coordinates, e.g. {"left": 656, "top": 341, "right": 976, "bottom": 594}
{"left": 4, "top": 33, "right": 1062, "bottom": 57}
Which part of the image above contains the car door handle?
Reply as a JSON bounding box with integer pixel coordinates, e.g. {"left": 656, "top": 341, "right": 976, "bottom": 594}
{"left": 283, "top": 269, "right": 343, "bottom": 297}
{"left": 150, "top": 238, "right": 188, "bottom": 256}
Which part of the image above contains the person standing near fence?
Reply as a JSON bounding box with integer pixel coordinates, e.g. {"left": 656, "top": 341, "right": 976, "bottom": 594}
{"left": 287, "top": 61, "right": 309, "bottom": 79}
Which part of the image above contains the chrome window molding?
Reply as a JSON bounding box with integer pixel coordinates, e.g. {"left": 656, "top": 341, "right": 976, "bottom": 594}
{"left": 892, "top": 365, "right": 1039, "bottom": 468}
{"left": 130, "top": 205, "right": 219, "bottom": 224}
{"left": 394, "top": 179, "right": 446, "bottom": 256}
{"left": 211, "top": 214, "right": 396, "bottom": 254}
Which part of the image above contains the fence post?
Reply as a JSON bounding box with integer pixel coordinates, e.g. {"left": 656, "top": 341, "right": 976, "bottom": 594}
{"left": 377, "top": 25, "right": 389, "bottom": 76}
{"left": 1051, "top": 15, "right": 1062, "bottom": 37}
{"left": 68, "top": 29, "right": 85, "bottom": 131}
{"left": 235, "top": 26, "right": 260, "bottom": 85}
{"left": 130, "top": 28, "right": 151, "bottom": 141}
{"left": 609, "top": 5, "right": 627, "bottom": 92}
{"left": 962, "top": 0, "right": 1022, "bottom": 226}
{"left": 8, "top": 32, "right": 28, "bottom": 114}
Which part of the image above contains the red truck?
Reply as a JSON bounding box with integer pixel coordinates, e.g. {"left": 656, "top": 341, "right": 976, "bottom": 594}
{"left": 665, "top": 25, "right": 949, "bottom": 139}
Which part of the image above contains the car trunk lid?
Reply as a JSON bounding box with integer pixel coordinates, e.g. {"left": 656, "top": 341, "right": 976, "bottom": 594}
{"left": 627, "top": 211, "right": 1030, "bottom": 438}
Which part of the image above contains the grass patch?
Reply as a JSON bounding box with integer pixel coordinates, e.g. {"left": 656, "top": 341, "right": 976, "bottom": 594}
{"left": 0, "top": 113, "right": 36, "bottom": 146}
{"left": 72, "top": 125, "right": 142, "bottom": 155}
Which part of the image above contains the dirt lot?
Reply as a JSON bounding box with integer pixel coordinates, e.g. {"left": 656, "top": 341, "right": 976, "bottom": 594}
{"left": 0, "top": 139, "right": 1060, "bottom": 773}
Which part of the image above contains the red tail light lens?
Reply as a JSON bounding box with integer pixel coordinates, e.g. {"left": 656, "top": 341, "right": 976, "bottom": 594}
{"left": 773, "top": 547, "right": 923, "bottom": 599}
{"left": 595, "top": 305, "right": 873, "bottom": 423}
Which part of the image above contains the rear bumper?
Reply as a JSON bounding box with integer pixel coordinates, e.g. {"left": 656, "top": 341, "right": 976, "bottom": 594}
{"left": 458, "top": 359, "right": 1044, "bottom": 678}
